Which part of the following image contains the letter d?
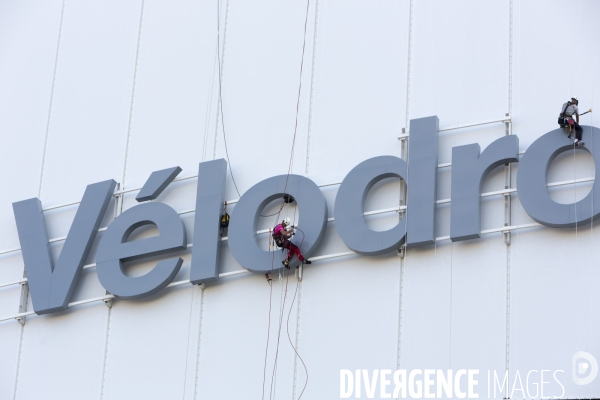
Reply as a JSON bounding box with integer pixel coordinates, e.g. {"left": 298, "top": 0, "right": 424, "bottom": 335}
{"left": 341, "top": 370, "right": 353, "bottom": 398}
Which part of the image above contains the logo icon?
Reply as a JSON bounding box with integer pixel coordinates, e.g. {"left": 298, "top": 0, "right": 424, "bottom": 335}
{"left": 573, "top": 351, "right": 598, "bottom": 385}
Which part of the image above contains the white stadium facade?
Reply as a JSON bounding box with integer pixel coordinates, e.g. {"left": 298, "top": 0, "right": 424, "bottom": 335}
{"left": 1, "top": 1, "right": 600, "bottom": 399}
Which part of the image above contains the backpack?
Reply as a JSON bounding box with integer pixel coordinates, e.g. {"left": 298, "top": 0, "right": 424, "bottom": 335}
{"left": 220, "top": 213, "right": 230, "bottom": 229}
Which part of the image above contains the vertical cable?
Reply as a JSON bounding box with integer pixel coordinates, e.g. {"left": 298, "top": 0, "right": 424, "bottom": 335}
{"left": 396, "top": 1, "right": 413, "bottom": 390}
{"left": 588, "top": 2, "right": 598, "bottom": 376}
{"left": 304, "top": 0, "right": 319, "bottom": 176}
{"left": 12, "top": 2, "right": 66, "bottom": 399}
{"left": 215, "top": 0, "right": 240, "bottom": 197}
{"left": 181, "top": 285, "right": 197, "bottom": 400}
{"left": 261, "top": 278, "right": 274, "bottom": 400}
{"left": 38, "top": 0, "right": 66, "bottom": 200}
{"left": 193, "top": 286, "right": 206, "bottom": 400}
{"left": 100, "top": 3, "right": 145, "bottom": 398}
{"left": 288, "top": 276, "right": 308, "bottom": 399}
{"left": 570, "top": 0, "right": 583, "bottom": 96}
{"left": 403, "top": 0, "right": 413, "bottom": 130}
{"left": 448, "top": 243, "right": 453, "bottom": 369}
{"left": 201, "top": 46, "right": 218, "bottom": 163}
{"left": 504, "top": 0, "right": 514, "bottom": 395}
{"left": 120, "top": 0, "right": 146, "bottom": 189}
{"left": 212, "top": 0, "right": 230, "bottom": 161}
{"left": 98, "top": 303, "right": 113, "bottom": 400}
{"left": 290, "top": 277, "right": 304, "bottom": 400}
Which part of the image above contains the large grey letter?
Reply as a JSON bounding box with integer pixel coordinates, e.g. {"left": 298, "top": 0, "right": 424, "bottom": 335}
{"left": 96, "top": 202, "right": 187, "bottom": 299}
{"left": 228, "top": 175, "right": 327, "bottom": 272}
{"left": 334, "top": 156, "right": 407, "bottom": 255}
{"left": 406, "top": 116, "right": 439, "bottom": 247}
{"left": 518, "top": 125, "right": 600, "bottom": 227}
{"left": 13, "top": 180, "right": 116, "bottom": 315}
{"left": 450, "top": 135, "right": 519, "bottom": 241}
{"left": 190, "top": 159, "right": 227, "bottom": 284}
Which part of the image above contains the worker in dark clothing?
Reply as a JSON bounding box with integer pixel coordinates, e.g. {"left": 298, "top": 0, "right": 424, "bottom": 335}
{"left": 558, "top": 97, "right": 584, "bottom": 146}
{"left": 273, "top": 217, "right": 311, "bottom": 268}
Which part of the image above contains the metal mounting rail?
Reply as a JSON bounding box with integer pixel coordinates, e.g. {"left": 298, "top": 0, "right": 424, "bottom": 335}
{"left": 40, "top": 174, "right": 202, "bottom": 213}
{"left": 398, "top": 116, "right": 511, "bottom": 139}
{"left": 0, "top": 220, "right": 544, "bottom": 324}
{"left": 0, "top": 250, "right": 360, "bottom": 324}
{"left": 0, "top": 217, "right": 545, "bottom": 291}
{"left": 35, "top": 116, "right": 515, "bottom": 213}
{"left": 1, "top": 174, "right": 591, "bottom": 257}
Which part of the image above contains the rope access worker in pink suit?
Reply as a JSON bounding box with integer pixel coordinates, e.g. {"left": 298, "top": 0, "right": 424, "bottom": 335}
{"left": 273, "top": 217, "right": 311, "bottom": 268}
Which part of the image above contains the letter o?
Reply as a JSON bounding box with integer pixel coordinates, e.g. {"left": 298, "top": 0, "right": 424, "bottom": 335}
{"left": 518, "top": 126, "right": 600, "bottom": 227}
{"left": 228, "top": 175, "right": 328, "bottom": 272}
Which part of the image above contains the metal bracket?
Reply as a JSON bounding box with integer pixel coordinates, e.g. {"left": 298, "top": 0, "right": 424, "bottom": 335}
{"left": 197, "top": 283, "right": 206, "bottom": 290}
{"left": 503, "top": 231, "right": 511, "bottom": 245}
{"left": 297, "top": 263, "right": 304, "bottom": 281}
{"left": 17, "top": 281, "right": 29, "bottom": 325}
{"left": 103, "top": 298, "right": 113, "bottom": 308}
{"left": 397, "top": 245, "right": 406, "bottom": 259}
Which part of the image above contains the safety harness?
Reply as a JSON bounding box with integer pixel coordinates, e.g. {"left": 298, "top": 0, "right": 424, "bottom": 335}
{"left": 272, "top": 226, "right": 286, "bottom": 248}
{"left": 560, "top": 101, "right": 574, "bottom": 119}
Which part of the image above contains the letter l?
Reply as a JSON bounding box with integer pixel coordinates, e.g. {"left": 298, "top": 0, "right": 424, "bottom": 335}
{"left": 407, "top": 116, "right": 439, "bottom": 247}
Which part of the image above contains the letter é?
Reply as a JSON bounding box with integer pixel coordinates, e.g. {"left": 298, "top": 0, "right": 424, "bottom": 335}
{"left": 13, "top": 180, "right": 117, "bottom": 315}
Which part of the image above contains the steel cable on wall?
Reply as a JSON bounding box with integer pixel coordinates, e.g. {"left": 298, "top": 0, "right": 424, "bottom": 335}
{"left": 262, "top": 0, "right": 312, "bottom": 398}
{"left": 216, "top": 0, "right": 241, "bottom": 197}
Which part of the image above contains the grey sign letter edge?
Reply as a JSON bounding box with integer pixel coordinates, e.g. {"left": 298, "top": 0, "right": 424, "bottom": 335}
{"left": 450, "top": 135, "right": 519, "bottom": 241}
{"left": 190, "top": 159, "right": 227, "bottom": 284}
{"left": 517, "top": 126, "right": 600, "bottom": 227}
{"left": 12, "top": 180, "right": 117, "bottom": 315}
{"left": 334, "top": 156, "right": 408, "bottom": 255}
{"left": 96, "top": 202, "right": 187, "bottom": 299}
{"left": 406, "top": 116, "right": 439, "bottom": 247}
{"left": 228, "top": 175, "right": 327, "bottom": 273}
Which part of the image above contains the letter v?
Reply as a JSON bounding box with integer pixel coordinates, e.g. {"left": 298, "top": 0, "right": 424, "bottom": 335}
{"left": 13, "top": 180, "right": 116, "bottom": 315}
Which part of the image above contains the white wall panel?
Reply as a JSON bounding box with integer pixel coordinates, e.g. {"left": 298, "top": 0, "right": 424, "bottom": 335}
{"left": 402, "top": 237, "right": 507, "bottom": 398}
{"left": 299, "top": 256, "right": 400, "bottom": 398}
{"left": 308, "top": 1, "right": 409, "bottom": 184}
{"left": 212, "top": 0, "right": 316, "bottom": 200}
{"left": 0, "top": 0, "right": 62, "bottom": 249}
{"left": 8, "top": 4, "right": 143, "bottom": 399}
{"left": 401, "top": 244, "right": 453, "bottom": 371}
{"left": 0, "top": 3, "right": 64, "bottom": 397}
{"left": 512, "top": 0, "right": 600, "bottom": 150}
{"left": 509, "top": 3, "right": 600, "bottom": 397}
{"left": 0, "top": 286, "right": 22, "bottom": 400}
{"left": 3, "top": 1, "right": 600, "bottom": 399}
{"left": 510, "top": 223, "right": 600, "bottom": 398}
{"left": 39, "top": 0, "right": 142, "bottom": 207}
{"left": 447, "top": 237, "right": 507, "bottom": 397}
{"left": 101, "top": 286, "right": 196, "bottom": 399}
{"left": 197, "top": 273, "right": 299, "bottom": 399}
{"left": 14, "top": 305, "right": 108, "bottom": 399}
{"left": 410, "top": 0, "right": 509, "bottom": 126}
{"left": 123, "top": 0, "right": 219, "bottom": 191}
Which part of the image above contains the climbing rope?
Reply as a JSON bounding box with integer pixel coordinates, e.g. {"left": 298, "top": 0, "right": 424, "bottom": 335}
{"left": 216, "top": 0, "right": 241, "bottom": 197}
{"left": 262, "top": 1, "right": 312, "bottom": 398}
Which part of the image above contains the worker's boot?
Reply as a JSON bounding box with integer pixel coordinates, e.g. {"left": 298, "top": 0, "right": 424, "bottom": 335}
{"left": 282, "top": 260, "right": 290, "bottom": 269}
{"left": 303, "top": 260, "right": 312, "bottom": 265}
